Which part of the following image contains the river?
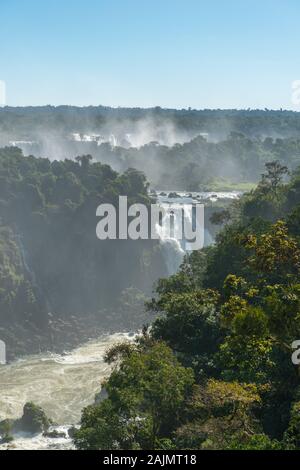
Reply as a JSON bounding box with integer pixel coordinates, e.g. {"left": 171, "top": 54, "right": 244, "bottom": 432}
{"left": 0, "top": 333, "right": 133, "bottom": 450}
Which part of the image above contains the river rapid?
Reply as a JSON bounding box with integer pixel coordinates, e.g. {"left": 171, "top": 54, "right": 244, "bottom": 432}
{"left": 0, "top": 333, "right": 132, "bottom": 450}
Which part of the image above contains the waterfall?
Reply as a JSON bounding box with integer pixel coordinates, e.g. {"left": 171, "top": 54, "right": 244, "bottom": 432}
{"left": 109, "top": 134, "right": 117, "bottom": 147}
{"left": 16, "top": 234, "right": 38, "bottom": 286}
{"left": 15, "top": 233, "right": 52, "bottom": 315}
{"left": 155, "top": 192, "right": 214, "bottom": 275}
{"left": 155, "top": 203, "right": 187, "bottom": 275}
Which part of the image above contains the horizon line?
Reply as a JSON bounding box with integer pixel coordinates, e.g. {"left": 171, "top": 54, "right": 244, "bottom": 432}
{"left": 0, "top": 105, "right": 300, "bottom": 113}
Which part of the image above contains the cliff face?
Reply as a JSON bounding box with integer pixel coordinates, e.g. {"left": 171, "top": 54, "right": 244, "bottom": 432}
{"left": 0, "top": 148, "right": 167, "bottom": 359}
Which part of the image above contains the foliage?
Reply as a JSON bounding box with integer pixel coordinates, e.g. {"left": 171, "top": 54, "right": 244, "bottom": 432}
{"left": 4, "top": 107, "right": 300, "bottom": 190}
{"left": 225, "top": 433, "right": 288, "bottom": 450}
{"left": 75, "top": 342, "right": 194, "bottom": 449}
{"left": 76, "top": 161, "right": 300, "bottom": 450}
{"left": 0, "top": 147, "right": 167, "bottom": 350}
{"left": 174, "top": 380, "right": 261, "bottom": 449}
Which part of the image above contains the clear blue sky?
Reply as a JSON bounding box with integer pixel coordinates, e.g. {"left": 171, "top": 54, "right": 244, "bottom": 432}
{"left": 0, "top": 0, "right": 299, "bottom": 109}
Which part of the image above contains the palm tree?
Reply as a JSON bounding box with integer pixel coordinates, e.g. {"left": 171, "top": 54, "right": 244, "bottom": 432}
{"left": 75, "top": 154, "right": 93, "bottom": 171}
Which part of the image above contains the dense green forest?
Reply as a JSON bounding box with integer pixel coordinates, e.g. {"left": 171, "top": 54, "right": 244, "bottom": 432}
{"left": 2, "top": 107, "right": 300, "bottom": 190}
{"left": 95, "top": 133, "right": 300, "bottom": 190}
{"left": 75, "top": 161, "right": 300, "bottom": 450}
{"left": 0, "top": 147, "right": 166, "bottom": 358}
{"left": 2, "top": 131, "right": 300, "bottom": 449}
{"left": 2, "top": 107, "right": 300, "bottom": 139}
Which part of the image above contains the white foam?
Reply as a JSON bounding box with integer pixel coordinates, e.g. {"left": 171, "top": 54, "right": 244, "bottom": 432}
{"left": 0, "top": 333, "right": 133, "bottom": 431}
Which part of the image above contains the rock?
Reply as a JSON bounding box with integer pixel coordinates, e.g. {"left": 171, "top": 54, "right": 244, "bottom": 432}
{"left": 7, "top": 443, "right": 17, "bottom": 449}
{"left": 67, "top": 426, "right": 77, "bottom": 438}
{"left": 94, "top": 387, "right": 108, "bottom": 404}
{"left": 15, "top": 402, "right": 51, "bottom": 434}
{"left": 0, "top": 419, "right": 14, "bottom": 443}
{"left": 0, "top": 435, "right": 14, "bottom": 444}
{"left": 168, "top": 192, "right": 180, "bottom": 198}
{"left": 0, "top": 419, "right": 14, "bottom": 434}
{"left": 43, "top": 429, "right": 66, "bottom": 439}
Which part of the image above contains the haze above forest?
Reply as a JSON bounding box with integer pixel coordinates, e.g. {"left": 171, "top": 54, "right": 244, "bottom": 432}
{"left": 1, "top": 107, "right": 300, "bottom": 190}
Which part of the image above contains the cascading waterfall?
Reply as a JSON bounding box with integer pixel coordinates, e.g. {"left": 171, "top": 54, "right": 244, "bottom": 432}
{"left": 155, "top": 192, "right": 217, "bottom": 274}
{"left": 15, "top": 233, "right": 52, "bottom": 314}
{"left": 155, "top": 202, "right": 194, "bottom": 275}
{"left": 16, "top": 234, "right": 37, "bottom": 286}
{"left": 109, "top": 134, "right": 117, "bottom": 147}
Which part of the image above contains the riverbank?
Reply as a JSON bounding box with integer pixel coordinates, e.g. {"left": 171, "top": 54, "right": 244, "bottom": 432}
{"left": 199, "top": 181, "right": 256, "bottom": 192}
{"left": 0, "top": 315, "right": 104, "bottom": 362}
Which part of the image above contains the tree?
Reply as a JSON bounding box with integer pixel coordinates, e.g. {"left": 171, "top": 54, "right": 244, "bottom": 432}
{"left": 175, "top": 380, "right": 261, "bottom": 449}
{"left": 210, "top": 209, "right": 231, "bottom": 226}
{"left": 75, "top": 154, "right": 93, "bottom": 171}
{"left": 261, "top": 161, "right": 289, "bottom": 192}
{"left": 239, "top": 220, "right": 300, "bottom": 283}
{"left": 75, "top": 342, "right": 194, "bottom": 450}
{"left": 151, "top": 290, "right": 221, "bottom": 378}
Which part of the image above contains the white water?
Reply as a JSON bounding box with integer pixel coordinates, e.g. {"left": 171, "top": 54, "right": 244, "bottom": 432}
{"left": 155, "top": 203, "right": 186, "bottom": 274}
{"left": 0, "top": 332, "right": 133, "bottom": 450}
{"left": 0, "top": 426, "right": 75, "bottom": 451}
{"left": 155, "top": 191, "right": 238, "bottom": 274}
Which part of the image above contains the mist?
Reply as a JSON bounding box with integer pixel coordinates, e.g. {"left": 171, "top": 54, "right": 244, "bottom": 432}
{"left": 1, "top": 107, "right": 300, "bottom": 192}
